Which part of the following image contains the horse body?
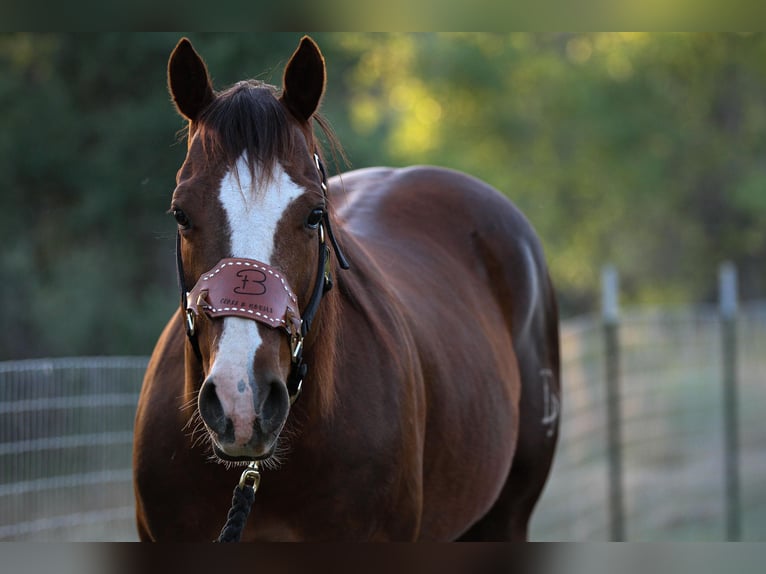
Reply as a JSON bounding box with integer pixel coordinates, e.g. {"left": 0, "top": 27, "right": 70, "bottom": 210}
{"left": 133, "top": 37, "right": 559, "bottom": 541}
{"left": 333, "top": 165, "right": 559, "bottom": 540}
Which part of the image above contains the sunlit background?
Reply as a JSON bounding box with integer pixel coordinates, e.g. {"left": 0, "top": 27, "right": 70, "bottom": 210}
{"left": 2, "top": 33, "right": 765, "bottom": 357}
{"left": 1, "top": 33, "right": 764, "bottom": 541}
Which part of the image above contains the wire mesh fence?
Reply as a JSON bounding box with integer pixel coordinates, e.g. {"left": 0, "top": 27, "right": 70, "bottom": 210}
{"left": 0, "top": 302, "right": 764, "bottom": 541}
{"left": 530, "top": 301, "right": 766, "bottom": 541}
{"left": 0, "top": 356, "right": 146, "bottom": 541}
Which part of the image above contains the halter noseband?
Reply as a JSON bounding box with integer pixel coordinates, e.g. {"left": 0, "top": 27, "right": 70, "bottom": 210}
{"left": 175, "top": 153, "right": 349, "bottom": 404}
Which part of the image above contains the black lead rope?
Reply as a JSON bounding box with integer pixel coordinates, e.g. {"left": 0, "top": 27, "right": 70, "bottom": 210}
{"left": 216, "top": 482, "right": 256, "bottom": 542}
{"left": 216, "top": 462, "right": 261, "bottom": 542}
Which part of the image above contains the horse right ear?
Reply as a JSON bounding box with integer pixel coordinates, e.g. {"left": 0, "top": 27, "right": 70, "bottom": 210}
{"left": 168, "top": 38, "right": 214, "bottom": 122}
{"left": 281, "top": 36, "right": 326, "bottom": 123}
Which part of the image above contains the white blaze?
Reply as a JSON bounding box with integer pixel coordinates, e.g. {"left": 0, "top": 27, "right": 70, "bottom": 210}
{"left": 207, "top": 154, "right": 304, "bottom": 443}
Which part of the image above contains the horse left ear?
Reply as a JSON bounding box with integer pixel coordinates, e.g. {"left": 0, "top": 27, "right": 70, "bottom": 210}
{"left": 281, "top": 36, "right": 326, "bottom": 123}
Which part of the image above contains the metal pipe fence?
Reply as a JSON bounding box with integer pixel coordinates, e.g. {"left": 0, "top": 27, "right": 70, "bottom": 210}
{"left": 0, "top": 292, "right": 764, "bottom": 540}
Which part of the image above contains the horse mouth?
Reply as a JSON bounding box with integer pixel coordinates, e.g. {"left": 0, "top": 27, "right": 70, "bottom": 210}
{"left": 210, "top": 438, "right": 276, "bottom": 463}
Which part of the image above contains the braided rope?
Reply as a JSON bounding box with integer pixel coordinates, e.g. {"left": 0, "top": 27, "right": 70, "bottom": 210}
{"left": 216, "top": 483, "right": 256, "bottom": 542}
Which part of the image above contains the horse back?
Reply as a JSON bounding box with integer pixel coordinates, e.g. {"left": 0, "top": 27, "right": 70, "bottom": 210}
{"left": 333, "top": 165, "right": 555, "bottom": 355}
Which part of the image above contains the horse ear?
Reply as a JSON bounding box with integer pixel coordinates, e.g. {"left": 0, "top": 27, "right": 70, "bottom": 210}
{"left": 167, "top": 37, "right": 214, "bottom": 122}
{"left": 281, "top": 36, "right": 326, "bottom": 123}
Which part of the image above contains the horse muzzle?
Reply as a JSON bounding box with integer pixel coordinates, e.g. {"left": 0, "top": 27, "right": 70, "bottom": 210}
{"left": 198, "top": 371, "right": 290, "bottom": 461}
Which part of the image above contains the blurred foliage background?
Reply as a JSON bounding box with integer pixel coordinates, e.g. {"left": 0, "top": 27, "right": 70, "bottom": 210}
{"left": 1, "top": 32, "right": 765, "bottom": 359}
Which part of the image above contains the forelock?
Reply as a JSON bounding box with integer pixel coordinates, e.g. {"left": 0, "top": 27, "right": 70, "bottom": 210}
{"left": 196, "top": 81, "right": 300, "bottom": 186}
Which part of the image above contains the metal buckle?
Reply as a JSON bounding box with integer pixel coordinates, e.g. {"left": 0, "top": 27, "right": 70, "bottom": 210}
{"left": 184, "top": 290, "right": 210, "bottom": 337}
{"left": 289, "top": 377, "right": 303, "bottom": 405}
{"left": 238, "top": 461, "right": 261, "bottom": 492}
{"left": 285, "top": 307, "right": 304, "bottom": 361}
{"left": 290, "top": 330, "right": 304, "bottom": 362}
{"left": 185, "top": 306, "right": 196, "bottom": 337}
{"left": 318, "top": 221, "right": 326, "bottom": 245}
{"left": 314, "top": 152, "right": 328, "bottom": 193}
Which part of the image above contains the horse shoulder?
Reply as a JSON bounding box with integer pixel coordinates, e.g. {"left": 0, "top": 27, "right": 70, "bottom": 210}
{"left": 134, "top": 310, "right": 217, "bottom": 540}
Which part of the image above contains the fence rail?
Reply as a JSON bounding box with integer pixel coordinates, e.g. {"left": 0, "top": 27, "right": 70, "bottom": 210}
{"left": 0, "top": 297, "right": 764, "bottom": 540}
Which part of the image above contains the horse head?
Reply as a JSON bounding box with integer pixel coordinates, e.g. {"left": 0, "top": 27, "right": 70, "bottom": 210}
{"left": 167, "top": 36, "right": 338, "bottom": 463}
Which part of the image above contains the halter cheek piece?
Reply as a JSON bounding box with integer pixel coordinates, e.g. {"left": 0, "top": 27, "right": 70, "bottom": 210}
{"left": 175, "top": 153, "right": 349, "bottom": 404}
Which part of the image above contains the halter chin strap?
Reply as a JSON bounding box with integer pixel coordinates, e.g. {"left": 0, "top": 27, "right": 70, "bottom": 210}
{"left": 175, "top": 153, "right": 348, "bottom": 404}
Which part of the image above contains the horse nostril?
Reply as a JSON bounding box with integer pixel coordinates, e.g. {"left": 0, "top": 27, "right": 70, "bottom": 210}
{"left": 198, "top": 380, "right": 233, "bottom": 442}
{"left": 261, "top": 379, "right": 289, "bottom": 425}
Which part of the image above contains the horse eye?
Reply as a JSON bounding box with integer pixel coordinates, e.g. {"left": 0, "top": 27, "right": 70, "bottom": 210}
{"left": 172, "top": 208, "right": 191, "bottom": 229}
{"left": 305, "top": 208, "right": 324, "bottom": 230}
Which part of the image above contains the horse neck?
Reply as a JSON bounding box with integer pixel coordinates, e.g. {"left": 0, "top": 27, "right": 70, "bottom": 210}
{"left": 292, "top": 223, "right": 380, "bottom": 423}
{"left": 298, "top": 265, "right": 342, "bottom": 420}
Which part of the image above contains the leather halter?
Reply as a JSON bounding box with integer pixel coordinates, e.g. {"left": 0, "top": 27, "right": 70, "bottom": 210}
{"left": 175, "top": 153, "right": 349, "bottom": 404}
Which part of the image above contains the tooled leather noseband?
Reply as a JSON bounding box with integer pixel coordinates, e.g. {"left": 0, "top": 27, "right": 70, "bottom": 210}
{"left": 175, "top": 153, "right": 349, "bottom": 404}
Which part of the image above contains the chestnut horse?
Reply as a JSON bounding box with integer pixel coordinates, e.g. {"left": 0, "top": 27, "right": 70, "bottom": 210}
{"left": 133, "top": 36, "right": 560, "bottom": 541}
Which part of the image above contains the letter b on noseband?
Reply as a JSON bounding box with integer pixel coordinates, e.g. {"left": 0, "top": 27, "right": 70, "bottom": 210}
{"left": 234, "top": 269, "right": 268, "bottom": 296}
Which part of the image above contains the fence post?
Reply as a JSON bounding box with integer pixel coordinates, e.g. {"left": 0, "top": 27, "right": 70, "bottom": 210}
{"left": 602, "top": 265, "right": 625, "bottom": 541}
{"left": 719, "top": 261, "right": 741, "bottom": 541}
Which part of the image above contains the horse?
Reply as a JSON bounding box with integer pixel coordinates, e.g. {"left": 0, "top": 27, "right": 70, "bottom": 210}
{"left": 133, "top": 35, "right": 561, "bottom": 541}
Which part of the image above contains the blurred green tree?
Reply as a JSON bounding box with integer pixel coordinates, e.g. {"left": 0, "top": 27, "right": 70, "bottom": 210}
{"left": 1, "top": 33, "right": 764, "bottom": 359}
